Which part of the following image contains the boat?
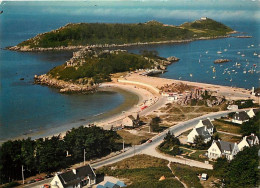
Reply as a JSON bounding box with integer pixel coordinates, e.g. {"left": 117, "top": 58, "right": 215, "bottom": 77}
{"left": 0, "top": 11, "right": 3, "bottom": 14}
{"left": 224, "top": 49, "right": 228, "bottom": 52}
{"left": 253, "top": 52, "right": 257, "bottom": 56}
{"left": 237, "top": 52, "right": 241, "bottom": 54}
{"left": 243, "top": 71, "right": 247, "bottom": 74}
{"left": 217, "top": 51, "right": 222, "bottom": 54}
{"left": 258, "top": 55, "right": 260, "bottom": 58}
{"left": 205, "top": 51, "right": 209, "bottom": 54}
{"left": 251, "top": 45, "right": 254, "bottom": 47}
{"left": 241, "top": 54, "right": 245, "bottom": 57}
{"left": 230, "top": 79, "right": 232, "bottom": 82}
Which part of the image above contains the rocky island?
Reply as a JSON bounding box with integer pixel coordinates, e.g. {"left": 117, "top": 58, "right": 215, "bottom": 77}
{"left": 35, "top": 48, "right": 179, "bottom": 93}
{"left": 8, "top": 18, "right": 233, "bottom": 52}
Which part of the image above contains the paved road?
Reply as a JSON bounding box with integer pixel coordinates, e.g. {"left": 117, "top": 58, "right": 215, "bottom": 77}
{"left": 27, "top": 109, "right": 247, "bottom": 187}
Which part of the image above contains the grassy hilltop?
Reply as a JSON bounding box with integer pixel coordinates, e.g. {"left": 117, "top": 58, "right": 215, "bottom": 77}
{"left": 17, "top": 18, "right": 233, "bottom": 49}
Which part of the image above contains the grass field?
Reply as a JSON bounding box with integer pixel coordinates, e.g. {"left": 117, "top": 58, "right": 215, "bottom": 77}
{"left": 97, "top": 154, "right": 184, "bottom": 188}
{"left": 170, "top": 162, "right": 213, "bottom": 188}
{"left": 213, "top": 119, "right": 241, "bottom": 134}
{"left": 218, "top": 133, "right": 241, "bottom": 142}
{"left": 117, "top": 129, "right": 154, "bottom": 145}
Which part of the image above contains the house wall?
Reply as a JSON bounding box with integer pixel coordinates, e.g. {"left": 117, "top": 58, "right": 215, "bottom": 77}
{"left": 187, "top": 129, "right": 198, "bottom": 143}
{"left": 232, "top": 119, "right": 243, "bottom": 124}
{"left": 207, "top": 143, "right": 222, "bottom": 159}
{"left": 122, "top": 117, "right": 133, "bottom": 127}
{"left": 51, "top": 175, "right": 64, "bottom": 188}
{"left": 238, "top": 139, "right": 249, "bottom": 151}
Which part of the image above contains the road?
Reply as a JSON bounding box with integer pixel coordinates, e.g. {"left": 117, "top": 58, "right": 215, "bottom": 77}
{"left": 27, "top": 109, "right": 246, "bottom": 187}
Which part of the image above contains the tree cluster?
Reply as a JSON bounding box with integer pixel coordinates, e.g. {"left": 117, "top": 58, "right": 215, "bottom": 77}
{"left": 149, "top": 117, "right": 161, "bottom": 132}
{"left": 159, "top": 131, "right": 181, "bottom": 156}
{"left": 240, "top": 111, "right": 260, "bottom": 136}
{"left": 0, "top": 126, "right": 120, "bottom": 184}
{"left": 213, "top": 146, "right": 259, "bottom": 187}
{"left": 49, "top": 52, "right": 153, "bottom": 83}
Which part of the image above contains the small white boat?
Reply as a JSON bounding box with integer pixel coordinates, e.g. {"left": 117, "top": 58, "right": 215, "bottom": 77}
{"left": 253, "top": 52, "right": 257, "bottom": 56}
{"left": 213, "top": 76, "right": 216, "bottom": 79}
{"left": 243, "top": 71, "right": 247, "bottom": 74}
{"left": 230, "top": 79, "right": 232, "bottom": 82}
{"left": 217, "top": 51, "right": 222, "bottom": 54}
{"left": 258, "top": 55, "right": 260, "bottom": 58}
{"left": 205, "top": 51, "right": 209, "bottom": 54}
{"left": 241, "top": 54, "right": 245, "bottom": 57}
{"left": 224, "top": 49, "right": 228, "bottom": 52}
{"left": 237, "top": 52, "right": 241, "bottom": 54}
{"left": 251, "top": 45, "right": 254, "bottom": 47}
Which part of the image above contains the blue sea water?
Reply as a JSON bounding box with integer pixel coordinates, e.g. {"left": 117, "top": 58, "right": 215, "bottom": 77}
{"left": 0, "top": 1, "right": 259, "bottom": 141}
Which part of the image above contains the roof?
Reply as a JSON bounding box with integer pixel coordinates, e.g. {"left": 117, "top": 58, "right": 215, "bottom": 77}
{"left": 116, "top": 181, "right": 126, "bottom": 187}
{"left": 233, "top": 111, "right": 249, "bottom": 121}
{"left": 253, "top": 108, "right": 260, "bottom": 114}
{"left": 104, "top": 181, "right": 120, "bottom": 188}
{"left": 127, "top": 115, "right": 136, "bottom": 121}
{"left": 215, "top": 140, "right": 235, "bottom": 152}
{"left": 202, "top": 119, "right": 214, "bottom": 129}
{"left": 246, "top": 134, "right": 258, "bottom": 144}
{"left": 57, "top": 165, "right": 95, "bottom": 186}
{"left": 196, "top": 126, "right": 211, "bottom": 140}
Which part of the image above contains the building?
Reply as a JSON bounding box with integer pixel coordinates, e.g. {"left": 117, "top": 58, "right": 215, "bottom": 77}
{"left": 195, "top": 119, "right": 214, "bottom": 135}
{"left": 207, "top": 140, "right": 240, "bottom": 161}
{"left": 187, "top": 119, "right": 214, "bottom": 144}
{"left": 227, "top": 105, "right": 238, "bottom": 111}
{"left": 247, "top": 108, "right": 260, "bottom": 118}
{"left": 238, "top": 133, "right": 259, "bottom": 151}
{"left": 51, "top": 164, "right": 96, "bottom": 188}
{"left": 187, "top": 126, "right": 212, "bottom": 144}
{"left": 201, "top": 17, "right": 207, "bottom": 20}
{"left": 232, "top": 111, "right": 250, "bottom": 124}
{"left": 121, "top": 112, "right": 140, "bottom": 128}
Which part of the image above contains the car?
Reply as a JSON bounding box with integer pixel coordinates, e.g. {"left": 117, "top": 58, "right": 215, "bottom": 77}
{"left": 41, "top": 184, "right": 50, "bottom": 188}
{"left": 147, "top": 139, "right": 152, "bottom": 143}
{"left": 27, "top": 180, "right": 36, "bottom": 184}
{"left": 35, "top": 177, "right": 44, "bottom": 181}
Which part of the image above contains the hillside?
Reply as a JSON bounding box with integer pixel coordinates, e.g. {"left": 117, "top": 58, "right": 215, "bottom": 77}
{"left": 11, "top": 18, "right": 233, "bottom": 51}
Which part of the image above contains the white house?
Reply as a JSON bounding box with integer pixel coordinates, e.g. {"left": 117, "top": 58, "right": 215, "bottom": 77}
{"left": 51, "top": 164, "right": 96, "bottom": 188}
{"left": 122, "top": 112, "right": 140, "bottom": 128}
{"left": 195, "top": 119, "right": 214, "bottom": 135}
{"left": 187, "top": 126, "right": 212, "bottom": 144}
{"left": 238, "top": 133, "right": 259, "bottom": 151}
{"left": 207, "top": 140, "right": 240, "bottom": 161}
{"left": 232, "top": 111, "right": 250, "bottom": 124}
{"left": 247, "top": 108, "right": 259, "bottom": 118}
{"left": 187, "top": 119, "right": 214, "bottom": 144}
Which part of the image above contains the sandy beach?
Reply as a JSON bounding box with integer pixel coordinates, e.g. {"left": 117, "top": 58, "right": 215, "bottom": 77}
{"left": 2, "top": 73, "right": 258, "bottom": 144}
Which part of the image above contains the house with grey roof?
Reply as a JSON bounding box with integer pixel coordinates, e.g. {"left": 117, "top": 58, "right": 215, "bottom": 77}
{"left": 232, "top": 111, "right": 250, "bottom": 124}
{"left": 187, "top": 118, "right": 214, "bottom": 144}
{"left": 51, "top": 164, "right": 96, "bottom": 188}
{"left": 238, "top": 133, "right": 259, "bottom": 151}
{"left": 121, "top": 112, "right": 140, "bottom": 128}
{"left": 247, "top": 108, "right": 260, "bottom": 118}
{"left": 207, "top": 140, "right": 240, "bottom": 160}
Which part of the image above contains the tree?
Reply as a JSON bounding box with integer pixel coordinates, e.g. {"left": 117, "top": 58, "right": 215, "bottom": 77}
{"left": 193, "top": 135, "right": 205, "bottom": 149}
{"left": 149, "top": 117, "right": 161, "bottom": 132}
{"left": 240, "top": 111, "right": 260, "bottom": 136}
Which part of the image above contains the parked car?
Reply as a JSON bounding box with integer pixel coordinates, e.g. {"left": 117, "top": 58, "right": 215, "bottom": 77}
{"left": 41, "top": 184, "right": 50, "bottom": 188}
{"left": 148, "top": 139, "right": 152, "bottom": 143}
{"left": 201, "top": 173, "right": 208, "bottom": 181}
{"left": 35, "top": 177, "right": 44, "bottom": 181}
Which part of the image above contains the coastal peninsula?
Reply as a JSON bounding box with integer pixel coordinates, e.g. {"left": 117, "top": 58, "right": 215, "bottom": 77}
{"left": 35, "top": 49, "right": 179, "bottom": 93}
{"left": 9, "top": 18, "right": 233, "bottom": 52}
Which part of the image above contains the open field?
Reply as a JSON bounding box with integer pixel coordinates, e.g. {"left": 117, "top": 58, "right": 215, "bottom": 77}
{"left": 97, "top": 154, "right": 184, "bottom": 188}
{"left": 213, "top": 119, "right": 241, "bottom": 134}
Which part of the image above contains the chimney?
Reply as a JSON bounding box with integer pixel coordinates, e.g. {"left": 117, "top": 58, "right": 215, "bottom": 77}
{"left": 72, "top": 169, "right": 77, "bottom": 174}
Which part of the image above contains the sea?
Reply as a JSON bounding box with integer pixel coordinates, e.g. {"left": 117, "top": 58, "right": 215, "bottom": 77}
{"left": 0, "top": 0, "right": 259, "bottom": 142}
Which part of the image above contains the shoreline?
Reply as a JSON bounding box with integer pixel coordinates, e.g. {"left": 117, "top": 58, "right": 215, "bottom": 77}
{"left": 1, "top": 73, "right": 258, "bottom": 144}
{"left": 7, "top": 35, "right": 231, "bottom": 52}
{"left": 0, "top": 83, "right": 155, "bottom": 144}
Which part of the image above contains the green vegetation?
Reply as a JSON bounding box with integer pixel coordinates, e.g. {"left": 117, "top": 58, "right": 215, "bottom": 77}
{"left": 48, "top": 51, "right": 153, "bottom": 83}
{"left": 213, "top": 146, "right": 259, "bottom": 187}
{"left": 170, "top": 163, "right": 212, "bottom": 188}
{"left": 97, "top": 154, "right": 184, "bottom": 188}
{"left": 240, "top": 111, "right": 260, "bottom": 136}
{"left": 116, "top": 129, "right": 153, "bottom": 145}
{"left": 234, "top": 99, "right": 256, "bottom": 109}
{"left": 213, "top": 119, "right": 241, "bottom": 134}
{"left": 0, "top": 126, "right": 120, "bottom": 184}
{"left": 17, "top": 19, "right": 233, "bottom": 49}
{"left": 180, "top": 18, "right": 233, "bottom": 36}
{"left": 149, "top": 116, "right": 165, "bottom": 132}
{"left": 159, "top": 131, "right": 181, "bottom": 156}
